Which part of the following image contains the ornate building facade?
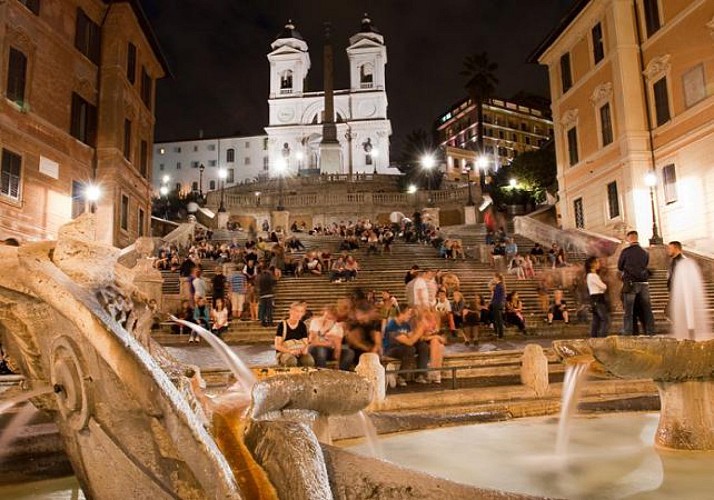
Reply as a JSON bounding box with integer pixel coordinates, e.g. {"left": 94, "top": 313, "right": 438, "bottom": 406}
{"left": 531, "top": 0, "right": 714, "bottom": 249}
{"left": 264, "top": 16, "right": 393, "bottom": 177}
{"left": 1, "top": 0, "right": 167, "bottom": 247}
{"left": 435, "top": 96, "right": 553, "bottom": 180}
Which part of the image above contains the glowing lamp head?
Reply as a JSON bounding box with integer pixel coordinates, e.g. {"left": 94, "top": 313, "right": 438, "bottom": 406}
{"left": 255, "top": 191, "right": 261, "bottom": 197}
{"left": 644, "top": 172, "right": 657, "bottom": 187}
{"left": 162, "top": 174, "right": 170, "bottom": 184}
{"left": 218, "top": 168, "right": 228, "bottom": 180}
{"left": 421, "top": 154, "right": 436, "bottom": 170}
{"left": 85, "top": 184, "right": 101, "bottom": 202}
{"left": 295, "top": 151, "right": 304, "bottom": 161}
{"left": 371, "top": 148, "right": 379, "bottom": 158}
{"left": 477, "top": 156, "right": 489, "bottom": 169}
{"left": 159, "top": 185, "right": 169, "bottom": 196}
{"left": 275, "top": 158, "right": 287, "bottom": 174}
{"left": 407, "top": 184, "right": 418, "bottom": 194}
{"left": 509, "top": 178, "right": 517, "bottom": 188}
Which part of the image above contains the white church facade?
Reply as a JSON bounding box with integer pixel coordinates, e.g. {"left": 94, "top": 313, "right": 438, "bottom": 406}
{"left": 152, "top": 15, "right": 393, "bottom": 194}
{"left": 265, "top": 17, "right": 393, "bottom": 177}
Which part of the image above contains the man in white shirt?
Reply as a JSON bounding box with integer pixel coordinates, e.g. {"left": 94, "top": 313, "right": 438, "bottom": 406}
{"left": 308, "top": 307, "right": 353, "bottom": 370}
{"left": 412, "top": 269, "right": 435, "bottom": 308}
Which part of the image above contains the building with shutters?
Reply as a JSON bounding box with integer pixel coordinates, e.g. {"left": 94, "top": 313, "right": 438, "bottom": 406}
{"left": 1, "top": 0, "right": 168, "bottom": 247}
{"left": 530, "top": 0, "right": 714, "bottom": 249}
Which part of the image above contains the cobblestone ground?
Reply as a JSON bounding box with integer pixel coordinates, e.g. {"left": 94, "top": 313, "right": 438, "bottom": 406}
{"left": 164, "top": 338, "right": 555, "bottom": 369}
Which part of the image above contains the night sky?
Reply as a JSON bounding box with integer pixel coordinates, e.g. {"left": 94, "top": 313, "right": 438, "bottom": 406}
{"left": 142, "top": 0, "right": 577, "bottom": 149}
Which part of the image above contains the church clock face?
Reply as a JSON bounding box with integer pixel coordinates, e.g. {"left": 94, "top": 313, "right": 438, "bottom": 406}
{"left": 358, "top": 101, "right": 377, "bottom": 118}
{"left": 278, "top": 107, "right": 295, "bottom": 123}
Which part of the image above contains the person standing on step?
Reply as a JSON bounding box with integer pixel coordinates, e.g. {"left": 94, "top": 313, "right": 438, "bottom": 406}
{"left": 257, "top": 267, "right": 277, "bottom": 327}
{"left": 229, "top": 267, "right": 247, "bottom": 320}
{"left": 586, "top": 257, "right": 610, "bottom": 338}
{"left": 665, "top": 241, "right": 685, "bottom": 319}
{"left": 489, "top": 273, "right": 506, "bottom": 339}
{"left": 618, "top": 230, "right": 655, "bottom": 335}
{"left": 211, "top": 265, "right": 227, "bottom": 307}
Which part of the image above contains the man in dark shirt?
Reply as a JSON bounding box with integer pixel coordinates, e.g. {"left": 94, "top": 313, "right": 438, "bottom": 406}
{"left": 665, "top": 240, "right": 685, "bottom": 320}
{"left": 618, "top": 231, "right": 655, "bottom": 335}
{"left": 257, "top": 268, "right": 277, "bottom": 327}
{"left": 666, "top": 241, "right": 684, "bottom": 291}
{"left": 211, "top": 266, "right": 227, "bottom": 306}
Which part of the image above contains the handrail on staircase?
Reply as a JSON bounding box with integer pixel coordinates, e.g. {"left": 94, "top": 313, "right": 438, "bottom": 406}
{"left": 513, "top": 212, "right": 620, "bottom": 257}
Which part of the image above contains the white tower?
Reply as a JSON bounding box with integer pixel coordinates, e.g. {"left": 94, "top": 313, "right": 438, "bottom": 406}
{"left": 345, "top": 14, "right": 391, "bottom": 174}
{"left": 267, "top": 21, "right": 310, "bottom": 99}
{"left": 347, "top": 14, "right": 387, "bottom": 92}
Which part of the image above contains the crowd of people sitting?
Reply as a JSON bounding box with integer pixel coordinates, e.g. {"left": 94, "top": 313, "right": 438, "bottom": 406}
{"left": 152, "top": 215, "right": 581, "bottom": 388}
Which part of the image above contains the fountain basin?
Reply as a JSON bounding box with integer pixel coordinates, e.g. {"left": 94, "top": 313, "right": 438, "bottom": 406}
{"left": 554, "top": 336, "right": 714, "bottom": 450}
{"left": 341, "top": 412, "right": 714, "bottom": 500}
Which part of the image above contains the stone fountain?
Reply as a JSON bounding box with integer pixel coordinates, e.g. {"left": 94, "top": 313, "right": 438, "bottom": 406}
{"left": 0, "top": 214, "right": 375, "bottom": 499}
{"left": 1, "top": 214, "right": 502, "bottom": 500}
{"left": 554, "top": 259, "right": 714, "bottom": 451}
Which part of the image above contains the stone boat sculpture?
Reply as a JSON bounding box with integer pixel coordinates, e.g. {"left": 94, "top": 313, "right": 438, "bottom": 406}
{"left": 0, "top": 214, "right": 374, "bottom": 499}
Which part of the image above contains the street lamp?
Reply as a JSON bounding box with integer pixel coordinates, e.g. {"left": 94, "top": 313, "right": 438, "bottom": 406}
{"left": 218, "top": 168, "right": 227, "bottom": 213}
{"left": 85, "top": 183, "right": 101, "bottom": 214}
{"left": 421, "top": 154, "right": 436, "bottom": 207}
{"left": 255, "top": 191, "right": 261, "bottom": 207}
{"left": 644, "top": 171, "right": 663, "bottom": 245}
{"left": 159, "top": 185, "right": 169, "bottom": 219}
{"left": 198, "top": 164, "right": 205, "bottom": 200}
{"left": 371, "top": 148, "right": 379, "bottom": 175}
{"left": 509, "top": 178, "right": 517, "bottom": 188}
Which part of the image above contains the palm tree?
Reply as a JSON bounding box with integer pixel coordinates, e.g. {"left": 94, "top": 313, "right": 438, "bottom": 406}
{"left": 460, "top": 52, "right": 499, "bottom": 157}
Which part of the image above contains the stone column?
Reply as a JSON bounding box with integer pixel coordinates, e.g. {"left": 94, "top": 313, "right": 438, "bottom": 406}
{"left": 521, "top": 344, "right": 549, "bottom": 397}
{"left": 463, "top": 205, "right": 477, "bottom": 225}
{"left": 271, "top": 210, "right": 290, "bottom": 235}
{"left": 216, "top": 211, "right": 230, "bottom": 230}
{"left": 355, "top": 353, "right": 385, "bottom": 409}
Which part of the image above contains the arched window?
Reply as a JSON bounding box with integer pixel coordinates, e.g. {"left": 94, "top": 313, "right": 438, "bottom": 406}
{"left": 226, "top": 148, "right": 235, "bottom": 163}
{"left": 280, "top": 70, "right": 293, "bottom": 93}
{"left": 209, "top": 180, "right": 216, "bottom": 190}
{"left": 360, "top": 63, "right": 374, "bottom": 88}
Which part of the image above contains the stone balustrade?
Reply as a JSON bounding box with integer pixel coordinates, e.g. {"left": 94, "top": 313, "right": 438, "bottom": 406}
{"left": 212, "top": 187, "right": 472, "bottom": 212}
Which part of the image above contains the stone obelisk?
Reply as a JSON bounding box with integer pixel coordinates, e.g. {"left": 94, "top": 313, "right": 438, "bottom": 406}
{"left": 318, "top": 22, "right": 343, "bottom": 174}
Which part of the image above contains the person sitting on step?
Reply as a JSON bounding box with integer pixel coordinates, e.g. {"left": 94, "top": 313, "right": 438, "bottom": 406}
{"left": 275, "top": 302, "right": 315, "bottom": 367}
{"left": 547, "top": 289, "right": 570, "bottom": 325}
{"left": 505, "top": 291, "right": 528, "bottom": 335}
{"left": 383, "top": 308, "right": 429, "bottom": 386}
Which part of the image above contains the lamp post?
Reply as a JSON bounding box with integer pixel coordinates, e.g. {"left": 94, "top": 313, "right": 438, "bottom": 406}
{"left": 421, "top": 153, "right": 436, "bottom": 207}
{"left": 275, "top": 158, "right": 286, "bottom": 211}
{"left": 345, "top": 130, "right": 354, "bottom": 180}
{"left": 255, "top": 191, "right": 261, "bottom": 207}
{"left": 644, "top": 171, "right": 663, "bottom": 245}
{"left": 198, "top": 164, "right": 205, "bottom": 201}
{"left": 85, "top": 183, "right": 101, "bottom": 214}
{"left": 218, "top": 168, "right": 227, "bottom": 213}
{"left": 159, "top": 185, "right": 169, "bottom": 219}
{"left": 371, "top": 148, "right": 379, "bottom": 175}
{"left": 407, "top": 184, "right": 418, "bottom": 210}
{"left": 465, "top": 161, "right": 475, "bottom": 206}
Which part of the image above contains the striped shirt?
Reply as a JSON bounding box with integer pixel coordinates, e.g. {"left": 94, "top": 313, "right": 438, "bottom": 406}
{"left": 229, "top": 272, "right": 247, "bottom": 294}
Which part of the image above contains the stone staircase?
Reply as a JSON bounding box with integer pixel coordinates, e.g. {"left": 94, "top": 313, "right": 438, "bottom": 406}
{"left": 153, "top": 222, "right": 714, "bottom": 346}
{"left": 154, "top": 224, "right": 586, "bottom": 344}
